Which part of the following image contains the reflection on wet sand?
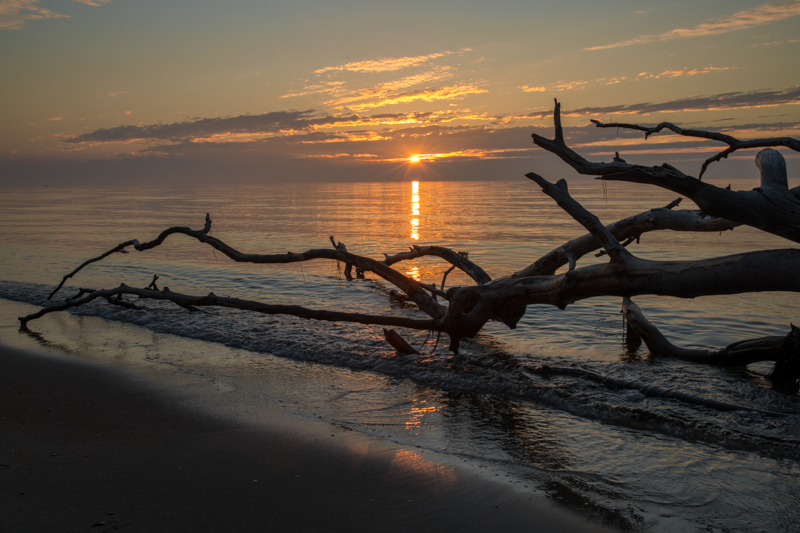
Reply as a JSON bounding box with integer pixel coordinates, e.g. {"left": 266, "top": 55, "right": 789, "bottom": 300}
{"left": 386, "top": 449, "right": 457, "bottom": 497}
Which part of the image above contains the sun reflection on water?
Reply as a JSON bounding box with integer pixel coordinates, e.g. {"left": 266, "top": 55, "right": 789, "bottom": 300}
{"left": 405, "top": 399, "right": 441, "bottom": 429}
{"left": 411, "top": 181, "right": 420, "bottom": 240}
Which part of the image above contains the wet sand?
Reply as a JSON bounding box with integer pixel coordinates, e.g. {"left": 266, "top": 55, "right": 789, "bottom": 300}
{"left": 0, "top": 343, "right": 615, "bottom": 532}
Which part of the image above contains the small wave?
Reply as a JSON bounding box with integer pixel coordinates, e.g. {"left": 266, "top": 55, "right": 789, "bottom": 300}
{"left": 5, "top": 278, "right": 800, "bottom": 462}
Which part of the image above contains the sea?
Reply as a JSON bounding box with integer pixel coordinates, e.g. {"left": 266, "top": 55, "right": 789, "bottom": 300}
{"left": 1, "top": 178, "right": 798, "bottom": 532}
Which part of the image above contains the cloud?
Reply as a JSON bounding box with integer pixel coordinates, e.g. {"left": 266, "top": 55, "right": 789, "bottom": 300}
{"left": 315, "top": 52, "right": 452, "bottom": 74}
{"left": 520, "top": 85, "right": 546, "bottom": 92}
{"left": 65, "top": 107, "right": 508, "bottom": 147}
{"left": 521, "top": 86, "right": 800, "bottom": 118}
{"left": 659, "top": 66, "right": 735, "bottom": 77}
{"left": 0, "top": 0, "right": 110, "bottom": 30}
{"left": 551, "top": 80, "right": 588, "bottom": 91}
{"left": 284, "top": 69, "right": 456, "bottom": 105}
{"left": 0, "top": 0, "right": 68, "bottom": 30}
{"left": 46, "top": 116, "right": 64, "bottom": 121}
{"left": 65, "top": 110, "right": 357, "bottom": 144}
{"left": 587, "top": 0, "right": 800, "bottom": 50}
{"left": 346, "top": 85, "right": 488, "bottom": 111}
{"left": 750, "top": 38, "right": 800, "bottom": 46}
{"left": 324, "top": 68, "right": 455, "bottom": 107}
{"left": 279, "top": 81, "right": 347, "bottom": 99}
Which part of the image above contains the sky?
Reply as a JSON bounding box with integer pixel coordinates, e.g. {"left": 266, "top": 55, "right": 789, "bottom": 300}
{"left": 1, "top": 0, "right": 799, "bottom": 186}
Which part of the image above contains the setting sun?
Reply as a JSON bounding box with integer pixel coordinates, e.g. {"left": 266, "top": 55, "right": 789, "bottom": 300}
{"left": 409, "top": 155, "right": 421, "bottom": 163}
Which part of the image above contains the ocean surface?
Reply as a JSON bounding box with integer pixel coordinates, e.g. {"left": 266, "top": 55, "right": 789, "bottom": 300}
{"left": 1, "top": 178, "right": 799, "bottom": 532}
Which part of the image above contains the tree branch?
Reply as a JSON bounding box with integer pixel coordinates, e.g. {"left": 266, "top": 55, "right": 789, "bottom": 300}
{"left": 622, "top": 298, "right": 800, "bottom": 386}
{"left": 47, "top": 216, "right": 446, "bottom": 320}
{"left": 505, "top": 199, "right": 737, "bottom": 279}
{"left": 382, "top": 245, "right": 491, "bottom": 285}
{"left": 21, "top": 284, "right": 436, "bottom": 332}
{"left": 525, "top": 172, "right": 631, "bottom": 263}
{"left": 532, "top": 101, "right": 800, "bottom": 243}
{"left": 591, "top": 118, "right": 800, "bottom": 179}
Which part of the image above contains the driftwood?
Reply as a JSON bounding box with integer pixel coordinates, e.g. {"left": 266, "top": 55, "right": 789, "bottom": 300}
{"left": 532, "top": 101, "right": 800, "bottom": 244}
{"left": 20, "top": 101, "right": 800, "bottom": 387}
{"left": 590, "top": 118, "right": 800, "bottom": 180}
{"left": 623, "top": 298, "right": 800, "bottom": 389}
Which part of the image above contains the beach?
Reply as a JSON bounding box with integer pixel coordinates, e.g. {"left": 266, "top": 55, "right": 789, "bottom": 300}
{"left": 0, "top": 341, "right": 614, "bottom": 532}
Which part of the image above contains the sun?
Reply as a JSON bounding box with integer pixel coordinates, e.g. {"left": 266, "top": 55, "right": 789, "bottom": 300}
{"left": 409, "top": 155, "right": 421, "bottom": 163}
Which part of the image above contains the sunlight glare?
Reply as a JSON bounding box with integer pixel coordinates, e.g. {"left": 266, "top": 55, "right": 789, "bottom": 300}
{"left": 411, "top": 181, "right": 420, "bottom": 240}
{"left": 409, "top": 155, "right": 421, "bottom": 163}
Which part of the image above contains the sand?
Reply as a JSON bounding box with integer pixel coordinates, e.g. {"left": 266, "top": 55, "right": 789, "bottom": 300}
{"left": 0, "top": 342, "right": 616, "bottom": 532}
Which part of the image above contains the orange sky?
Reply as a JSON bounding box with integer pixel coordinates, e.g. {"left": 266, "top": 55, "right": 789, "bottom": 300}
{"left": 1, "top": 0, "right": 799, "bottom": 185}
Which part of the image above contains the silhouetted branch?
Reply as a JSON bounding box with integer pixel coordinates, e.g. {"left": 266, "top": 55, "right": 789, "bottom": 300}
{"left": 590, "top": 118, "right": 800, "bottom": 179}
{"left": 532, "top": 101, "right": 800, "bottom": 243}
{"left": 383, "top": 245, "right": 491, "bottom": 285}
{"left": 21, "top": 284, "right": 436, "bottom": 332}
{"left": 623, "top": 298, "right": 800, "bottom": 387}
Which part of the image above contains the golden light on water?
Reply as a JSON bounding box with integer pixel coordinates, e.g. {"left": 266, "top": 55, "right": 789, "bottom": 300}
{"left": 411, "top": 180, "right": 420, "bottom": 240}
{"left": 405, "top": 399, "right": 441, "bottom": 429}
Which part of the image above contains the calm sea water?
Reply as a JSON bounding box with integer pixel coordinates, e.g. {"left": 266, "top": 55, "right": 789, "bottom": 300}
{"left": 1, "top": 178, "right": 799, "bottom": 531}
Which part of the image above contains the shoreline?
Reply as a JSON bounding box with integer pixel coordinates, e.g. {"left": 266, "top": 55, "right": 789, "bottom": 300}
{"left": 0, "top": 340, "right": 615, "bottom": 532}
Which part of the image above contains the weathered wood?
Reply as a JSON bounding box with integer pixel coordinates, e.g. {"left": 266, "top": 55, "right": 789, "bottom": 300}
{"left": 384, "top": 328, "right": 418, "bottom": 355}
{"left": 504, "top": 199, "right": 737, "bottom": 279}
{"left": 438, "top": 172, "right": 800, "bottom": 352}
{"left": 46, "top": 216, "right": 445, "bottom": 320}
{"left": 383, "top": 245, "right": 491, "bottom": 285}
{"left": 532, "top": 100, "right": 800, "bottom": 243}
{"left": 21, "top": 284, "right": 436, "bottom": 332}
{"left": 590, "top": 118, "right": 800, "bottom": 180}
{"left": 622, "top": 298, "right": 800, "bottom": 387}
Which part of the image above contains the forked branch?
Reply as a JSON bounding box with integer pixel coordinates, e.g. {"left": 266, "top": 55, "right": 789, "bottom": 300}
{"left": 532, "top": 101, "right": 800, "bottom": 244}
{"left": 590, "top": 118, "right": 800, "bottom": 179}
{"left": 47, "top": 215, "right": 446, "bottom": 320}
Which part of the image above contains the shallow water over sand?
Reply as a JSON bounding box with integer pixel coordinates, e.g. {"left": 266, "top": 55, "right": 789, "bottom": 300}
{"left": 1, "top": 179, "right": 799, "bottom": 531}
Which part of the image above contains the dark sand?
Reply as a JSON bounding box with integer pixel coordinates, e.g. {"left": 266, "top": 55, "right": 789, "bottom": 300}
{"left": 1, "top": 344, "right": 615, "bottom": 532}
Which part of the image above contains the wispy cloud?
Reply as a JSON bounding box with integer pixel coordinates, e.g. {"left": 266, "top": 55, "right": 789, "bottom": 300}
{"left": 0, "top": 0, "right": 111, "bottom": 30}
{"left": 520, "top": 85, "right": 546, "bottom": 92}
{"left": 551, "top": 80, "right": 588, "bottom": 91}
{"left": 65, "top": 110, "right": 493, "bottom": 145}
{"left": 315, "top": 51, "right": 454, "bottom": 74}
{"left": 346, "top": 84, "right": 488, "bottom": 111}
{"left": 659, "top": 66, "right": 735, "bottom": 77}
{"left": 587, "top": 0, "right": 800, "bottom": 50}
{"left": 283, "top": 69, "right": 456, "bottom": 106}
{"left": 324, "top": 68, "right": 455, "bottom": 108}
{"left": 279, "top": 81, "right": 347, "bottom": 99}
{"left": 750, "top": 37, "right": 800, "bottom": 46}
{"left": 522, "top": 86, "right": 800, "bottom": 119}
{"left": 0, "top": 0, "right": 67, "bottom": 30}
{"left": 65, "top": 110, "right": 347, "bottom": 144}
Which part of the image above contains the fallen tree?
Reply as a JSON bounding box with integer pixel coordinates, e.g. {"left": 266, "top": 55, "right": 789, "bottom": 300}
{"left": 19, "top": 100, "right": 800, "bottom": 387}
